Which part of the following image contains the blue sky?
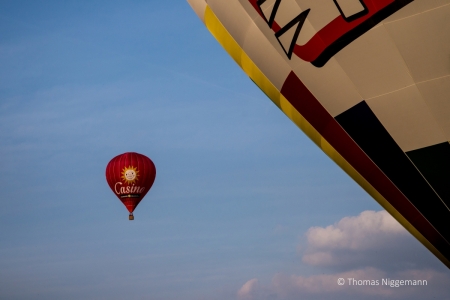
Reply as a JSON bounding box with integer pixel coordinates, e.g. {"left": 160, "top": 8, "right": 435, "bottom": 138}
{"left": 0, "top": 1, "right": 449, "bottom": 299}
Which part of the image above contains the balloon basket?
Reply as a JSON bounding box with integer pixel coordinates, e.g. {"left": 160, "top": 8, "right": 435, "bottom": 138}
{"left": 129, "top": 214, "right": 134, "bottom": 221}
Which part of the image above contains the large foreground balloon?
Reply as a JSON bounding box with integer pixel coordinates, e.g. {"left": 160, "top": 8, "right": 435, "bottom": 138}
{"left": 188, "top": 0, "right": 450, "bottom": 268}
{"left": 106, "top": 152, "right": 156, "bottom": 220}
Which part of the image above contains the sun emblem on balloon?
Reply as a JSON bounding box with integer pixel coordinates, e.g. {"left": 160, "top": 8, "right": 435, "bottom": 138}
{"left": 121, "top": 166, "right": 139, "bottom": 184}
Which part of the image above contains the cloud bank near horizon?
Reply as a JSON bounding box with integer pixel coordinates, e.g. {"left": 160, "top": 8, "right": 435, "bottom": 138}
{"left": 237, "top": 210, "right": 450, "bottom": 300}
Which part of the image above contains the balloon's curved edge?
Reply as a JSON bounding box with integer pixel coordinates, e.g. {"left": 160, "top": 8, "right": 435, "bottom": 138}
{"left": 187, "top": 0, "right": 207, "bottom": 24}
{"left": 193, "top": 2, "right": 450, "bottom": 269}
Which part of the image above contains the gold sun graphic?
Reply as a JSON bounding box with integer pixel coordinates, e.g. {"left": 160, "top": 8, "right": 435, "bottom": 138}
{"left": 121, "top": 166, "right": 139, "bottom": 184}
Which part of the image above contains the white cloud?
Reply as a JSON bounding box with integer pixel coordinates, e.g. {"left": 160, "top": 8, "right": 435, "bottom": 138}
{"left": 237, "top": 210, "right": 450, "bottom": 300}
{"left": 237, "top": 278, "right": 259, "bottom": 299}
{"left": 301, "top": 210, "right": 439, "bottom": 270}
{"left": 305, "top": 210, "right": 404, "bottom": 250}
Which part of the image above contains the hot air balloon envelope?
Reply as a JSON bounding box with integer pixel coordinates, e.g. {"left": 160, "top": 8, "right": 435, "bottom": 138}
{"left": 188, "top": 0, "right": 450, "bottom": 268}
{"left": 106, "top": 152, "right": 156, "bottom": 219}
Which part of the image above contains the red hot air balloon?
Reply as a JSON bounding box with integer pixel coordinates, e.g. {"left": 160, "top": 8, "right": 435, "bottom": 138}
{"left": 106, "top": 152, "right": 156, "bottom": 220}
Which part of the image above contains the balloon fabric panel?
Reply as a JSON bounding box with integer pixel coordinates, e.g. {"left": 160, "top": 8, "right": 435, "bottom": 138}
{"left": 407, "top": 143, "right": 450, "bottom": 209}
